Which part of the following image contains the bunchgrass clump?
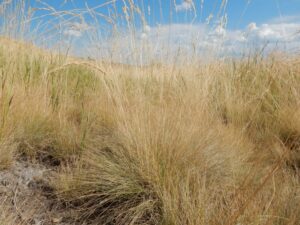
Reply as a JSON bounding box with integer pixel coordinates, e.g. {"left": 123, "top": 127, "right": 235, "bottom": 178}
{"left": 0, "top": 1, "right": 300, "bottom": 224}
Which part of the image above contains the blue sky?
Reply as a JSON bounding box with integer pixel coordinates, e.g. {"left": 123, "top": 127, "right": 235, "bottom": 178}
{"left": 29, "top": 0, "right": 300, "bottom": 28}
{"left": 21, "top": 0, "right": 300, "bottom": 61}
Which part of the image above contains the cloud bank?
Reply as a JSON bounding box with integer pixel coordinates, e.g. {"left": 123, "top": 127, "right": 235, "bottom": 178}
{"left": 69, "top": 15, "right": 300, "bottom": 63}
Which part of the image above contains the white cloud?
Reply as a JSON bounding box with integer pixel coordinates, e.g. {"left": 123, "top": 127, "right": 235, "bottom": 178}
{"left": 143, "top": 25, "right": 151, "bottom": 33}
{"left": 64, "top": 22, "right": 91, "bottom": 37}
{"left": 246, "top": 21, "right": 300, "bottom": 43}
{"left": 247, "top": 22, "right": 258, "bottom": 32}
{"left": 71, "top": 22, "right": 90, "bottom": 31}
{"left": 78, "top": 15, "right": 300, "bottom": 63}
{"left": 141, "top": 32, "right": 148, "bottom": 39}
{"left": 64, "top": 29, "right": 82, "bottom": 37}
{"left": 175, "top": 0, "right": 194, "bottom": 12}
{"left": 214, "top": 25, "right": 226, "bottom": 37}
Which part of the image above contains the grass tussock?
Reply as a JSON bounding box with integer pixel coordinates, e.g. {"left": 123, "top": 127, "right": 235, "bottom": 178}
{"left": 0, "top": 37, "right": 300, "bottom": 225}
{"left": 0, "top": 137, "right": 16, "bottom": 170}
{"left": 0, "top": 39, "right": 300, "bottom": 225}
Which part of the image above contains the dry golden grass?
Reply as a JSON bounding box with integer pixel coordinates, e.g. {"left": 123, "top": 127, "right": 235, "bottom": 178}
{"left": 0, "top": 205, "right": 18, "bottom": 225}
{"left": 0, "top": 138, "right": 16, "bottom": 170}
{"left": 1, "top": 37, "right": 299, "bottom": 224}
{"left": 1, "top": 1, "right": 300, "bottom": 224}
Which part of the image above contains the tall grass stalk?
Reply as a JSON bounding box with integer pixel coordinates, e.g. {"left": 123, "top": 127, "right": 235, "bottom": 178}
{"left": 0, "top": 1, "right": 299, "bottom": 225}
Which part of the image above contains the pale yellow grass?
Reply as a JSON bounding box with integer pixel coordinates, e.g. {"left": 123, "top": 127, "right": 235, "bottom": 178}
{"left": 0, "top": 37, "right": 299, "bottom": 225}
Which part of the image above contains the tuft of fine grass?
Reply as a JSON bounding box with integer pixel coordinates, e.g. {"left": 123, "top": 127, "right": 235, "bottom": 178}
{"left": 0, "top": 2, "right": 300, "bottom": 224}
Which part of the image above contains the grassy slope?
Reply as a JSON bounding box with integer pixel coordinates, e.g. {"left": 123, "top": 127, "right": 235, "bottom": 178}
{"left": 0, "top": 38, "right": 299, "bottom": 225}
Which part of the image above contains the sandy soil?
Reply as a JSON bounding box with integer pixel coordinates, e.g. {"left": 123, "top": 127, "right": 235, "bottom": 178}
{"left": 0, "top": 158, "right": 76, "bottom": 225}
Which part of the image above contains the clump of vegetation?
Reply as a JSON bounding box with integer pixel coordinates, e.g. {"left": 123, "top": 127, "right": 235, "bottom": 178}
{"left": 0, "top": 1, "right": 299, "bottom": 225}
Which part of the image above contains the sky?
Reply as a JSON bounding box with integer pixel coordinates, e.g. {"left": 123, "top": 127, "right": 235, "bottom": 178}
{"left": 29, "top": 0, "right": 300, "bottom": 28}
{"left": 17, "top": 0, "right": 300, "bottom": 62}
